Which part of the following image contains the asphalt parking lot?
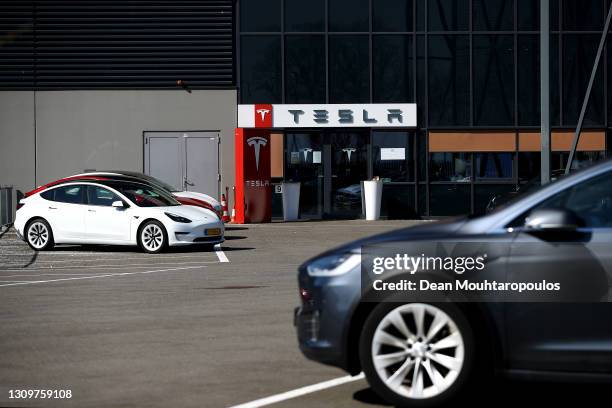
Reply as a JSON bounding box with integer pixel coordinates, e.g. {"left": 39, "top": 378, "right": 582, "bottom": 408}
{"left": 0, "top": 221, "right": 609, "bottom": 408}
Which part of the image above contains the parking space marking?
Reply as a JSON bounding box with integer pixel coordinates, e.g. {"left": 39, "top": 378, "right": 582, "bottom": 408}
{"left": 11, "top": 254, "right": 219, "bottom": 264}
{"left": 0, "top": 260, "right": 220, "bottom": 272}
{"left": 0, "top": 265, "right": 207, "bottom": 287}
{"left": 214, "top": 244, "right": 229, "bottom": 263}
{"left": 227, "top": 373, "right": 365, "bottom": 408}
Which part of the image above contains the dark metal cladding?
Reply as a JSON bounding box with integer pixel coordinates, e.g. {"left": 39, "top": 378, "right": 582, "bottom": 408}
{"left": 0, "top": 0, "right": 235, "bottom": 89}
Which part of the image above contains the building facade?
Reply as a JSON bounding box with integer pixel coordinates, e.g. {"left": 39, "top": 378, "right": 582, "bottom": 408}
{"left": 1, "top": 0, "right": 612, "bottom": 220}
{"left": 238, "top": 0, "right": 612, "bottom": 218}
{"left": 0, "top": 0, "right": 238, "bottom": 210}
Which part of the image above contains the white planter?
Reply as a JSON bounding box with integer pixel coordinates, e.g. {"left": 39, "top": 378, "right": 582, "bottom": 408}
{"left": 282, "top": 182, "right": 301, "bottom": 221}
{"left": 363, "top": 180, "right": 383, "bottom": 221}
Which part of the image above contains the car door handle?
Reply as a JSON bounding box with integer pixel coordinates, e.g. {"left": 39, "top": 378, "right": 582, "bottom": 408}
{"left": 88, "top": 209, "right": 96, "bottom": 212}
{"left": 48, "top": 206, "right": 57, "bottom": 210}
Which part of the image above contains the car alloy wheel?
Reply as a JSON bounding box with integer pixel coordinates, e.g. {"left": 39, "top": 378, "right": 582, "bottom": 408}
{"left": 140, "top": 221, "right": 166, "bottom": 253}
{"left": 360, "top": 302, "right": 473, "bottom": 407}
{"left": 26, "top": 219, "right": 53, "bottom": 250}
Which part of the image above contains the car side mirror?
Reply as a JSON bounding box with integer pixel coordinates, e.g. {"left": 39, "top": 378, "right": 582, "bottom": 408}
{"left": 111, "top": 200, "right": 124, "bottom": 208}
{"left": 524, "top": 208, "right": 583, "bottom": 232}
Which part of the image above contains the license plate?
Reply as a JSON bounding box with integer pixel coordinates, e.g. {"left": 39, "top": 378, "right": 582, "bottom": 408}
{"left": 205, "top": 228, "right": 221, "bottom": 236}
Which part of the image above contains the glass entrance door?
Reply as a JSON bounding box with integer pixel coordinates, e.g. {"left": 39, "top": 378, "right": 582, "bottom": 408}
{"left": 284, "top": 131, "right": 369, "bottom": 219}
{"left": 327, "top": 132, "right": 368, "bottom": 218}
{"left": 285, "top": 133, "right": 324, "bottom": 218}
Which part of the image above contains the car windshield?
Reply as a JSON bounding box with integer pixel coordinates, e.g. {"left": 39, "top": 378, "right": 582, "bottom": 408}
{"left": 109, "top": 182, "right": 180, "bottom": 207}
{"left": 137, "top": 174, "right": 180, "bottom": 192}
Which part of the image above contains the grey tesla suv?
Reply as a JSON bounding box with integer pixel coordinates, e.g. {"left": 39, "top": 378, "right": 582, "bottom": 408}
{"left": 295, "top": 159, "right": 612, "bottom": 407}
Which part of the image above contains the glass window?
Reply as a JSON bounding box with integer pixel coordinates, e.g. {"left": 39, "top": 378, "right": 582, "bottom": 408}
{"left": 524, "top": 171, "right": 612, "bottom": 228}
{"left": 285, "top": 36, "right": 326, "bottom": 103}
{"left": 428, "top": 35, "right": 470, "bottom": 126}
{"left": 373, "top": 35, "right": 414, "bottom": 103}
{"left": 240, "top": 36, "right": 282, "bottom": 103}
{"left": 551, "top": 34, "right": 560, "bottom": 126}
{"left": 475, "top": 153, "right": 514, "bottom": 179}
{"left": 517, "top": 35, "right": 539, "bottom": 126}
{"left": 517, "top": 0, "right": 539, "bottom": 31}
{"left": 474, "top": 184, "right": 517, "bottom": 215}
{"left": 240, "top": 0, "right": 281, "bottom": 32}
{"left": 473, "top": 0, "right": 513, "bottom": 31}
{"left": 518, "top": 152, "right": 540, "bottom": 181}
{"left": 473, "top": 35, "right": 514, "bottom": 126}
{"left": 285, "top": 0, "right": 324, "bottom": 32}
{"left": 563, "top": 35, "right": 604, "bottom": 127}
{"left": 416, "top": 35, "right": 426, "bottom": 126}
{"left": 428, "top": 0, "right": 469, "bottom": 31}
{"left": 430, "top": 152, "right": 471, "bottom": 182}
{"left": 329, "top": 0, "right": 369, "bottom": 32}
{"left": 430, "top": 184, "right": 471, "bottom": 215}
{"left": 381, "top": 184, "right": 417, "bottom": 219}
{"left": 562, "top": 0, "right": 604, "bottom": 31}
{"left": 373, "top": 0, "right": 413, "bottom": 32}
{"left": 372, "top": 132, "right": 415, "bottom": 181}
{"left": 87, "top": 186, "right": 120, "bottom": 206}
{"left": 329, "top": 35, "right": 370, "bottom": 103}
{"left": 52, "top": 185, "right": 85, "bottom": 204}
{"left": 110, "top": 183, "right": 179, "bottom": 207}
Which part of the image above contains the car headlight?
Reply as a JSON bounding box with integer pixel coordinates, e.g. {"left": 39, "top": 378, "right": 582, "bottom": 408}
{"left": 306, "top": 252, "right": 361, "bottom": 277}
{"left": 165, "top": 212, "right": 192, "bottom": 223}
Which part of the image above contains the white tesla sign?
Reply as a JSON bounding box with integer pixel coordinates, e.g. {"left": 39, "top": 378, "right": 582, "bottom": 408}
{"left": 238, "top": 103, "right": 417, "bottom": 128}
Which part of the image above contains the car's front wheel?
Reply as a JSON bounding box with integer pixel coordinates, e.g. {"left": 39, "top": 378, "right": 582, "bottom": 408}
{"left": 359, "top": 302, "right": 474, "bottom": 407}
{"left": 138, "top": 220, "right": 167, "bottom": 254}
{"left": 25, "top": 218, "right": 54, "bottom": 251}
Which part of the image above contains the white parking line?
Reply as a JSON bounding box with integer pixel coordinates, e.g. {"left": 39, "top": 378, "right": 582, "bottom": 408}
{"left": 0, "top": 265, "right": 206, "bottom": 287}
{"left": 10, "top": 254, "right": 219, "bottom": 264}
{"left": 226, "top": 374, "right": 365, "bottom": 408}
{"left": 214, "top": 244, "right": 229, "bottom": 263}
{"left": 0, "top": 260, "right": 220, "bottom": 272}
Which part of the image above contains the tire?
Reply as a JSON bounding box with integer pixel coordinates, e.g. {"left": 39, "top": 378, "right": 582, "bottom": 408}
{"left": 359, "top": 302, "right": 474, "bottom": 408}
{"left": 138, "top": 220, "right": 167, "bottom": 254}
{"left": 25, "top": 218, "right": 54, "bottom": 251}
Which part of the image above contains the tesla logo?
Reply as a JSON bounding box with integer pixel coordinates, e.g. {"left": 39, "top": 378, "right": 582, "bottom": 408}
{"left": 254, "top": 104, "right": 273, "bottom": 127}
{"left": 301, "top": 148, "right": 313, "bottom": 161}
{"left": 342, "top": 148, "right": 356, "bottom": 161}
{"left": 247, "top": 136, "right": 268, "bottom": 171}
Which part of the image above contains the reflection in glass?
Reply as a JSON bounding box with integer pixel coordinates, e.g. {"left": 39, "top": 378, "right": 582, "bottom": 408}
{"left": 240, "top": 0, "right": 281, "bottom": 32}
{"left": 285, "top": 0, "right": 324, "bottom": 32}
{"left": 428, "top": 0, "right": 469, "bottom": 31}
{"left": 563, "top": 35, "right": 604, "bottom": 127}
{"left": 285, "top": 133, "right": 323, "bottom": 218}
{"left": 473, "top": 0, "right": 513, "bottom": 31}
{"left": 562, "top": 0, "right": 603, "bottom": 31}
{"left": 430, "top": 184, "right": 470, "bottom": 215}
{"left": 329, "top": 0, "right": 369, "bottom": 32}
{"left": 329, "top": 35, "right": 370, "bottom": 103}
{"left": 240, "top": 36, "right": 281, "bottom": 103}
{"left": 285, "top": 36, "right": 326, "bottom": 103}
{"left": 372, "top": 132, "right": 414, "bottom": 181}
{"left": 475, "top": 153, "right": 513, "bottom": 179}
{"left": 473, "top": 35, "right": 514, "bottom": 126}
{"left": 518, "top": 35, "right": 539, "bottom": 126}
{"left": 330, "top": 132, "right": 368, "bottom": 218}
{"left": 373, "top": 36, "right": 413, "bottom": 103}
{"left": 430, "top": 153, "right": 471, "bottom": 182}
{"left": 381, "top": 184, "right": 417, "bottom": 219}
{"left": 428, "top": 35, "right": 470, "bottom": 126}
{"left": 373, "top": 0, "right": 413, "bottom": 32}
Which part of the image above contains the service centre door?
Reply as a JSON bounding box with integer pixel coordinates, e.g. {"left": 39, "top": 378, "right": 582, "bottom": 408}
{"left": 144, "top": 131, "right": 220, "bottom": 197}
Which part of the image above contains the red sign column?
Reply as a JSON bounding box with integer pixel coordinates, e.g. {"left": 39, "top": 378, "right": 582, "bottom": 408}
{"left": 234, "top": 128, "right": 272, "bottom": 223}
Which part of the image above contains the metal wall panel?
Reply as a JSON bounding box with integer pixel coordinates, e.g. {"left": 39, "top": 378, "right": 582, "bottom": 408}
{"left": 0, "top": 0, "right": 235, "bottom": 89}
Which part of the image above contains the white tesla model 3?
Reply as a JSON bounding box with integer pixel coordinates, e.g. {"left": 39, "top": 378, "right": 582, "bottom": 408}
{"left": 14, "top": 180, "right": 224, "bottom": 253}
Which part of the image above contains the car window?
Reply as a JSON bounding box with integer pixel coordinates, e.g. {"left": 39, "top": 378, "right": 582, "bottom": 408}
{"left": 510, "top": 171, "right": 612, "bottom": 228}
{"left": 87, "top": 185, "right": 120, "bottom": 206}
{"left": 51, "top": 185, "right": 86, "bottom": 205}
{"left": 110, "top": 182, "right": 180, "bottom": 207}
